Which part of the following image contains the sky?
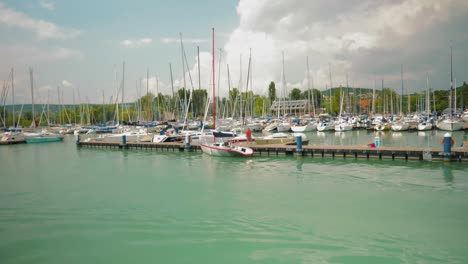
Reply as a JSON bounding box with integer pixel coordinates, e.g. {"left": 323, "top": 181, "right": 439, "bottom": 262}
{"left": 1, "top": 0, "right": 468, "bottom": 105}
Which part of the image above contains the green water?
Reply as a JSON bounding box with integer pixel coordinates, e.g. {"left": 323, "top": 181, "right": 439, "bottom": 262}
{"left": 1, "top": 135, "right": 467, "bottom": 263}
{"left": 298, "top": 129, "right": 467, "bottom": 148}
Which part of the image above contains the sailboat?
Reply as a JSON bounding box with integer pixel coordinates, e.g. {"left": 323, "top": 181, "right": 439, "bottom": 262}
{"left": 199, "top": 28, "right": 254, "bottom": 157}
{"left": 23, "top": 68, "right": 64, "bottom": 143}
{"left": 291, "top": 57, "right": 317, "bottom": 132}
{"left": 417, "top": 73, "right": 433, "bottom": 131}
{"left": 436, "top": 46, "right": 463, "bottom": 131}
{"left": 334, "top": 90, "right": 353, "bottom": 132}
{"left": 276, "top": 52, "right": 291, "bottom": 132}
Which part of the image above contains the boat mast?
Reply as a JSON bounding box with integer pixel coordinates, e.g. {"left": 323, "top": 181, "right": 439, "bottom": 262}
{"left": 243, "top": 49, "right": 252, "bottom": 125}
{"left": 278, "top": 52, "right": 284, "bottom": 119}
{"left": 11, "top": 68, "right": 15, "bottom": 128}
{"left": 400, "top": 65, "right": 403, "bottom": 116}
{"left": 212, "top": 27, "right": 216, "bottom": 129}
{"left": 217, "top": 48, "right": 222, "bottom": 118}
{"left": 227, "top": 64, "right": 232, "bottom": 117}
{"left": 306, "top": 56, "right": 315, "bottom": 115}
{"left": 390, "top": 81, "right": 394, "bottom": 115}
{"left": 407, "top": 79, "right": 410, "bottom": 114}
{"left": 121, "top": 62, "right": 125, "bottom": 124}
{"left": 372, "top": 74, "right": 376, "bottom": 115}
{"left": 381, "top": 79, "right": 385, "bottom": 115}
{"left": 328, "top": 63, "right": 332, "bottom": 114}
{"left": 57, "top": 86, "right": 61, "bottom": 124}
{"left": 449, "top": 45, "right": 453, "bottom": 116}
{"left": 454, "top": 78, "right": 457, "bottom": 115}
{"left": 197, "top": 46, "right": 201, "bottom": 90}
{"left": 102, "top": 90, "right": 105, "bottom": 123}
{"left": 169, "top": 63, "right": 175, "bottom": 119}
{"left": 146, "top": 68, "right": 150, "bottom": 121}
{"left": 46, "top": 90, "right": 49, "bottom": 126}
{"left": 29, "top": 68, "right": 35, "bottom": 127}
{"left": 346, "top": 72, "right": 349, "bottom": 114}
{"left": 426, "top": 72, "right": 430, "bottom": 115}
{"left": 180, "top": 33, "right": 187, "bottom": 115}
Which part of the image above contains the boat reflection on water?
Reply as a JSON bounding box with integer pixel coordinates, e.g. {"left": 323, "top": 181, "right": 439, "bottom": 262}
{"left": 443, "top": 164, "right": 454, "bottom": 185}
{"left": 296, "top": 158, "right": 303, "bottom": 172}
{"left": 316, "top": 131, "right": 326, "bottom": 138}
{"left": 334, "top": 131, "right": 347, "bottom": 139}
{"left": 392, "top": 132, "right": 403, "bottom": 138}
{"left": 418, "top": 131, "right": 428, "bottom": 137}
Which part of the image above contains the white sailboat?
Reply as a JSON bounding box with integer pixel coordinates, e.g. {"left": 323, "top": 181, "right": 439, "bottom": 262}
{"left": 23, "top": 68, "right": 63, "bottom": 143}
{"left": 276, "top": 52, "right": 291, "bottom": 132}
{"left": 417, "top": 74, "right": 433, "bottom": 131}
{"left": 391, "top": 120, "right": 409, "bottom": 131}
{"left": 334, "top": 90, "right": 352, "bottom": 132}
{"left": 199, "top": 28, "right": 254, "bottom": 157}
{"left": 291, "top": 120, "right": 316, "bottom": 132}
{"left": 292, "top": 58, "right": 317, "bottom": 132}
{"left": 436, "top": 46, "right": 463, "bottom": 131}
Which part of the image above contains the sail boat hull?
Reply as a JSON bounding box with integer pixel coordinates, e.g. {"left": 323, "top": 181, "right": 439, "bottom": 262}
{"left": 200, "top": 142, "right": 254, "bottom": 157}
{"left": 25, "top": 135, "right": 64, "bottom": 143}
{"left": 436, "top": 119, "right": 463, "bottom": 131}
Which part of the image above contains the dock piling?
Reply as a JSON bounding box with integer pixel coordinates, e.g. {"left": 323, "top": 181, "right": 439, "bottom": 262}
{"left": 296, "top": 136, "right": 303, "bottom": 157}
{"left": 185, "top": 134, "right": 191, "bottom": 151}
{"left": 443, "top": 133, "right": 452, "bottom": 162}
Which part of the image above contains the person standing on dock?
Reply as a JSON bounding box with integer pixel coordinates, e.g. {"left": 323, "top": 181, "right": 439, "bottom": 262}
{"left": 246, "top": 128, "right": 252, "bottom": 142}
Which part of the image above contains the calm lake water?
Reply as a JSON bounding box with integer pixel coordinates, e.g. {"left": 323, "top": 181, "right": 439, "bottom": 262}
{"left": 1, "top": 132, "right": 467, "bottom": 264}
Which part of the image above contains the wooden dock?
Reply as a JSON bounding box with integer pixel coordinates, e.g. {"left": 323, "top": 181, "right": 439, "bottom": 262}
{"left": 76, "top": 140, "right": 468, "bottom": 162}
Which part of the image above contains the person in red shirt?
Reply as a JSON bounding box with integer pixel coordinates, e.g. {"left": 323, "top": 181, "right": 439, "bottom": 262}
{"left": 246, "top": 128, "right": 252, "bottom": 142}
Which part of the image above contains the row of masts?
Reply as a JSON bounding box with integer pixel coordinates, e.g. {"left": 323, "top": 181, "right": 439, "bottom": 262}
{"left": 1, "top": 42, "right": 464, "bottom": 128}
{"left": 1, "top": 68, "right": 462, "bottom": 128}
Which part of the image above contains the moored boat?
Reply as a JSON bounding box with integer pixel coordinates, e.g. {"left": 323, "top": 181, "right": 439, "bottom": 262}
{"left": 24, "top": 133, "right": 64, "bottom": 143}
{"left": 199, "top": 137, "right": 254, "bottom": 157}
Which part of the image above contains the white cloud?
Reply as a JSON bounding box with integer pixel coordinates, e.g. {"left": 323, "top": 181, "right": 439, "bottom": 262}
{"left": 203, "top": 0, "right": 468, "bottom": 95}
{"left": 120, "top": 38, "right": 153, "bottom": 48}
{"left": 39, "top": 0, "right": 55, "bottom": 11}
{"left": 0, "top": 45, "right": 82, "bottom": 68}
{"left": 62, "top": 80, "right": 72, "bottom": 87}
{"left": 0, "top": 2, "right": 80, "bottom": 39}
{"left": 140, "top": 76, "right": 167, "bottom": 95}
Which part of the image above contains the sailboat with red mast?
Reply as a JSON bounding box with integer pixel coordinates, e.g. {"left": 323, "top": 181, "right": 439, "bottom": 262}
{"left": 199, "top": 28, "right": 254, "bottom": 157}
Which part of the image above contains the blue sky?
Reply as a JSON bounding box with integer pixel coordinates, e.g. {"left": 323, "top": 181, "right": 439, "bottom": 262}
{"left": 1, "top": 0, "right": 468, "bottom": 105}
{"left": 1, "top": 0, "right": 238, "bottom": 103}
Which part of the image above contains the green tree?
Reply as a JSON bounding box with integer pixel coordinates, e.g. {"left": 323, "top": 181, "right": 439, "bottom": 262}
{"left": 268, "top": 81, "right": 276, "bottom": 105}
{"left": 254, "top": 96, "right": 268, "bottom": 116}
{"left": 289, "top": 88, "right": 302, "bottom": 100}
{"left": 229, "top": 88, "right": 239, "bottom": 117}
{"left": 192, "top": 89, "right": 208, "bottom": 118}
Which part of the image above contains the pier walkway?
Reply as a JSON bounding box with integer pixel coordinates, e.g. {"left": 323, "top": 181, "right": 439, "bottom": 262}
{"left": 77, "top": 140, "right": 468, "bottom": 162}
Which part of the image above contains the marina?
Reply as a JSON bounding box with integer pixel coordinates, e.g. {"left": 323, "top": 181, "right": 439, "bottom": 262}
{"left": 1, "top": 1, "right": 468, "bottom": 263}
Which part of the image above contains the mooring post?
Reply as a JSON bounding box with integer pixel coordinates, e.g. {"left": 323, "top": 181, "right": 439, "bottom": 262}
{"left": 122, "top": 135, "right": 127, "bottom": 146}
{"left": 296, "top": 135, "right": 303, "bottom": 157}
{"left": 75, "top": 134, "right": 80, "bottom": 145}
{"left": 185, "top": 134, "right": 191, "bottom": 151}
{"left": 443, "top": 132, "right": 452, "bottom": 162}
